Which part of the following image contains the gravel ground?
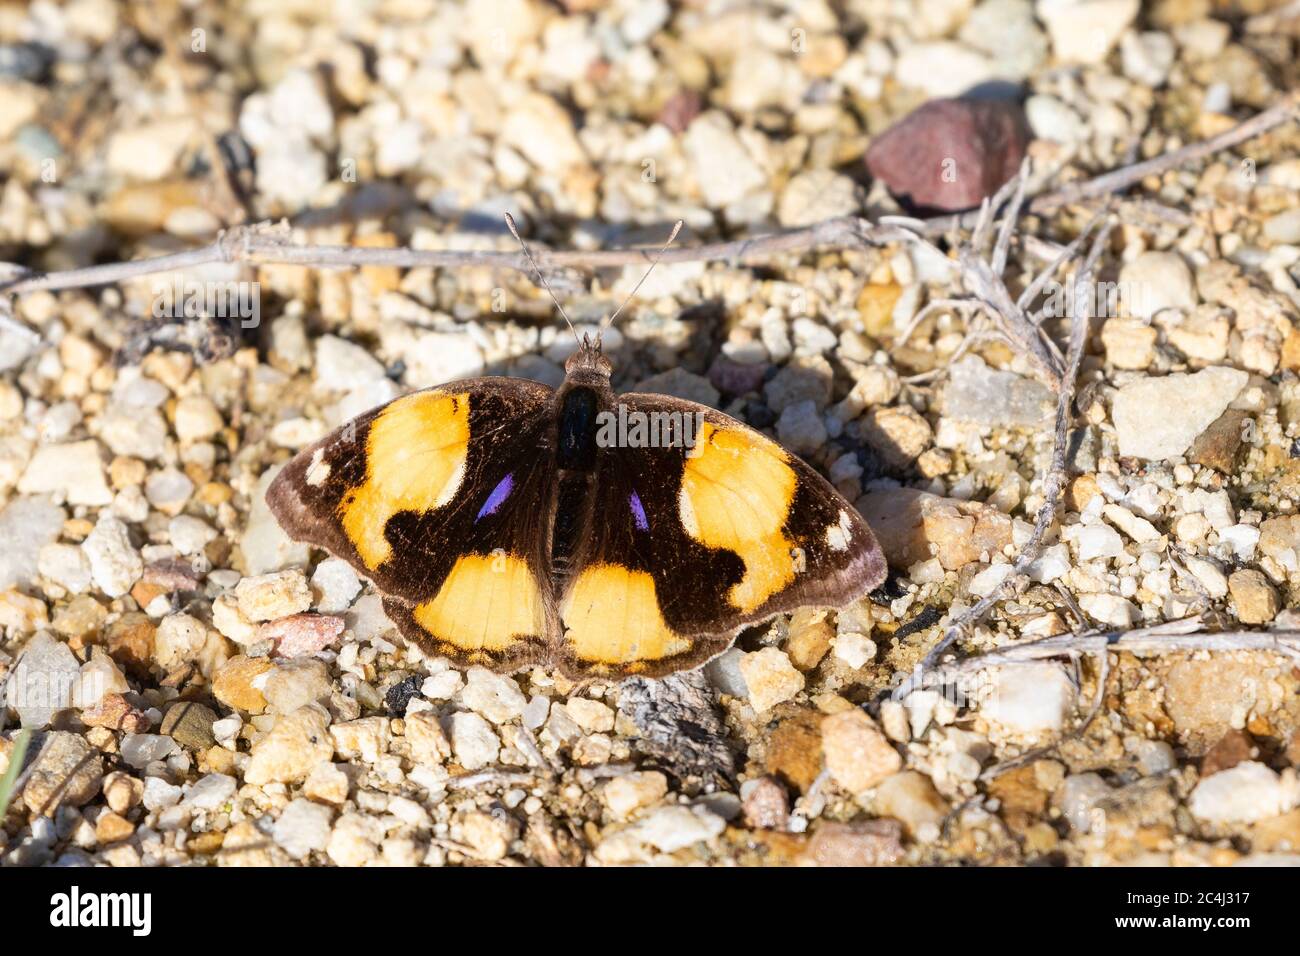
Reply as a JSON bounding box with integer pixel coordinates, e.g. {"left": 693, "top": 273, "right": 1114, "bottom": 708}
{"left": 3, "top": 0, "right": 1300, "bottom": 867}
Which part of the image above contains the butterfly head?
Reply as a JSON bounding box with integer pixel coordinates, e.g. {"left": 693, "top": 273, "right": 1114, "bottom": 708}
{"left": 565, "top": 334, "right": 613, "bottom": 381}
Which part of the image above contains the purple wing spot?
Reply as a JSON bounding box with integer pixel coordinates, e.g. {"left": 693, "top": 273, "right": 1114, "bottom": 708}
{"left": 475, "top": 473, "right": 515, "bottom": 522}
{"left": 629, "top": 490, "right": 649, "bottom": 531}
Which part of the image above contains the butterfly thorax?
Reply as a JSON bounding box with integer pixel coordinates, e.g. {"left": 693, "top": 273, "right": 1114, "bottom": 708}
{"left": 549, "top": 341, "right": 616, "bottom": 582}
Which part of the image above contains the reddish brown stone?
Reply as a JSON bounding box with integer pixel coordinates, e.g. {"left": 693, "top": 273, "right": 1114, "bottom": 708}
{"left": 802, "top": 819, "right": 904, "bottom": 866}
{"left": 81, "top": 693, "right": 151, "bottom": 733}
{"left": 1201, "top": 729, "right": 1254, "bottom": 777}
{"left": 657, "top": 89, "right": 703, "bottom": 135}
{"left": 865, "top": 98, "right": 1030, "bottom": 212}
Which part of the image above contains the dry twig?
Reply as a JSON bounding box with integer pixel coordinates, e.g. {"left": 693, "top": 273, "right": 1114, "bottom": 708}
{"left": 0, "top": 94, "right": 1293, "bottom": 300}
{"left": 892, "top": 211, "right": 1115, "bottom": 700}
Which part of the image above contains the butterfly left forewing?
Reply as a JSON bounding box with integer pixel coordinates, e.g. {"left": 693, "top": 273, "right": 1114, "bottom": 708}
{"left": 554, "top": 393, "right": 886, "bottom": 679}
{"left": 266, "top": 378, "right": 559, "bottom": 672}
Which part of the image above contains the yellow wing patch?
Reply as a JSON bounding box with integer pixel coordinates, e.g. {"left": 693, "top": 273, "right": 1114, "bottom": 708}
{"left": 679, "top": 422, "right": 798, "bottom": 612}
{"left": 561, "top": 563, "right": 693, "bottom": 667}
{"left": 339, "top": 391, "right": 470, "bottom": 570}
{"left": 413, "top": 553, "right": 544, "bottom": 653}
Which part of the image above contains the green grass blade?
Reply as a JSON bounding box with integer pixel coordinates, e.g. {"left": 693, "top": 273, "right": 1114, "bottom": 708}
{"left": 0, "top": 728, "right": 32, "bottom": 817}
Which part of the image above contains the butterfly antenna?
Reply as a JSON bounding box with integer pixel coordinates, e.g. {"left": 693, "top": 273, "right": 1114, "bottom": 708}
{"left": 504, "top": 213, "right": 581, "bottom": 347}
{"left": 600, "top": 220, "right": 684, "bottom": 334}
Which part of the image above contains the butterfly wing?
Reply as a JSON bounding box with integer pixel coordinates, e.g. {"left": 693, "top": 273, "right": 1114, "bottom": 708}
{"left": 554, "top": 393, "right": 887, "bottom": 678}
{"left": 266, "top": 378, "right": 559, "bottom": 672}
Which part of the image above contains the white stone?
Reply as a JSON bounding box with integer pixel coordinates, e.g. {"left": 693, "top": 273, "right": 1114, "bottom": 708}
{"left": 181, "top": 772, "right": 236, "bottom": 810}
{"left": 401, "top": 332, "right": 485, "bottom": 386}
{"left": 0, "top": 497, "right": 65, "bottom": 591}
{"left": 18, "top": 441, "right": 112, "bottom": 505}
{"left": 1077, "top": 593, "right": 1138, "bottom": 627}
{"left": 460, "top": 667, "right": 527, "bottom": 725}
{"left": 173, "top": 395, "right": 224, "bottom": 443}
{"left": 168, "top": 515, "right": 217, "bottom": 556}
{"left": 627, "top": 805, "right": 725, "bottom": 853}
{"left": 1111, "top": 367, "right": 1248, "bottom": 460}
{"left": 144, "top": 468, "right": 194, "bottom": 512}
{"left": 447, "top": 711, "right": 500, "bottom": 770}
{"left": 142, "top": 777, "right": 183, "bottom": 811}
{"left": 1059, "top": 772, "right": 1111, "bottom": 831}
{"left": 1102, "top": 504, "right": 1161, "bottom": 544}
{"left": 272, "top": 798, "right": 334, "bottom": 860}
{"left": 1120, "top": 250, "right": 1196, "bottom": 320}
{"left": 832, "top": 631, "right": 877, "bottom": 669}
{"left": 894, "top": 41, "right": 997, "bottom": 97}
{"left": 235, "top": 569, "right": 312, "bottom": 621}
{"left": 421, "top": 669, "right": 464, "bottom": 700}
{"left": 1036, "top": 0, "right": 1138, "bottom": 65}
{"left": 738, "top": 648, "right": 804, "bottom": 713}
{"left": 241, "top": 466, "right": 312, "bottom": 575}
{"left": 1026, "top": 94, "right": 1087, "bottom": 144}
{"left": 501, "top": 94, "right": 586, "bottom": 169}
{"left": 314, "top": 336, "right": 387, "bottom": 391}
{"left": 1070, "top": 522, "right": 1125, "bottom": 560}
{"left": 1027, "top": 543, "right": 1071, "bottom": 583}
{"left": 1120, "top": 31, "right": 1175, "bottom": 87}
{"left": 968, "top": 563, "right": 1014, "bottom": 597}
{"left": 603, "top": 771, "right": 669, "bottom": 819}
{"left": 1264, "top": 209, "right": 1300, "bottom": 246}
{"left": 1185, "top": 555, "right": 1229, "bottom": 598}
{"left": 1189, "top": 763, "right": 1300, "bottom": 824}
{"left": 776, "top": 400, "right": 828, "bottom": 455}
{"left": 981, "top": 663, "right": 1076, "bottom": 737}
{"left": 37, "top": 543, "right": 92, "bottom": 594}
{"left": 73, "top": 649, "right": 128, "bottom": 710}
{"left": 121, "top": 733, "right": 178, "bottom": 769}
{"left": 81, "top": 514, "right": 143, "bottom": 598}
{"left": 6, "top": 632, "right": 80, "bottom": 727}
{"left": 682, "top": 112, "right": 765, "bottom": 207}
{"left": 311, "top": 558, "right": 362, "bottom": 613}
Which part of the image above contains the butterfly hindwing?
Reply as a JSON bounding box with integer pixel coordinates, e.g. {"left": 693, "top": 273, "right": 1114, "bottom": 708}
{"left": 555, "top": 393, "right": 887, "bottom": 678}
{"left": 266, "top": 378, "right": 558, "bottom": 672}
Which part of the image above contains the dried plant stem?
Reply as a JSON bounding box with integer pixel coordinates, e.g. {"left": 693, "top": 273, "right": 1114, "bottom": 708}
{"left": 937, "top": 616, "right": 1300, "bottom": 681}
{"left": 0, "top": 94, "right": 1293, "bottom": 299}
{"left": 893, "top": 216, "right": 1114, "bottom": 700}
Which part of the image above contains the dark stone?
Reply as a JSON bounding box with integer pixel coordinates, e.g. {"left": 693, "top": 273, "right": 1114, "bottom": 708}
{"left": 160, "top": 701, "right": 218, "bottom": 751}
{"left": 865, "top": 98, "right": 1031, "bottom": 212}
{"left": 0, "top": 43, "right": 54, "bottom": 82}
{"left": 384, "top": 675, "right": 422, "bottom": 716}
{"left": 708, "top": 356, "right": 768, "bottom": 396}
{"left": 1188, "top": 408, "right": 1249, "bottom": 473}
{"left": 744, "top": 401, "right": 775, "bottom": 429}
{"left": 619, "top": 670, "right": 735, "bottom": 786}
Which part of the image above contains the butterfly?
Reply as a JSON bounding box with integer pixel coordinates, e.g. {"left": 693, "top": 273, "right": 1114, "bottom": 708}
{"left": 266, "top": 217, "right": 886, "bottom": 679}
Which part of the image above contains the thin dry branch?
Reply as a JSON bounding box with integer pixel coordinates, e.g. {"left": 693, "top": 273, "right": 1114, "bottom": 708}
{"left": 893, "top": 214, "right": 1115, "bottom": 700}
{"left": 0, "top": 94, "right": 1293, "bottom": 299}
{"left": 935, "top": 616, "right": 1300, "bottom": 682}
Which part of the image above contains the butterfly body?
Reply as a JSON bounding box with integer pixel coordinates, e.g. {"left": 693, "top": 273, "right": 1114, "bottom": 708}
{"left": 267, "top": 339, "right": 887, "bottom": 679}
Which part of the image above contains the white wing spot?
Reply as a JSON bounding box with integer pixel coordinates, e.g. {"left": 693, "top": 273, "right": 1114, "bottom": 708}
{"left": 678, "top": 485, "right": 699, "bottom": 538}
{"left": 306, "top": 448, "right": 330, "bottom": 486}
{"left": 825, "top": 509, "right": 852, "bottom": 552}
